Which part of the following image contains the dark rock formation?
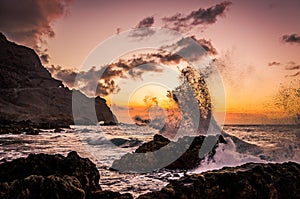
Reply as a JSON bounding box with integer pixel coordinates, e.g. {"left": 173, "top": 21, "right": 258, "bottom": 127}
{"left": 0, "top": 32, "right": 117, "bottom": 128}
{"left": 0, "top": 150, "right": 299, "bottom": 199}
{"left": 0, "top": 151, "right": 133, "bottom": 199}
{"left": 138, "top": 162, "right": 300, "bottom": 199}
{"left": 0, "top": 151, "right": 101, "bottom": 193}
{"left": 0, "top": 175, "right": 85, "bottom": 199}
{"left": 111, "top": 134, "right": 226, "bottom": 172}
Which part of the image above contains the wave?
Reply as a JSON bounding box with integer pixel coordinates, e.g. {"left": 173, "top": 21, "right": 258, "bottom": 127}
{"left": 86, "top": 137, "right": 142, "bottom": 148}
{"left": 190, "top": 136, "right": 265, "bottom": 173}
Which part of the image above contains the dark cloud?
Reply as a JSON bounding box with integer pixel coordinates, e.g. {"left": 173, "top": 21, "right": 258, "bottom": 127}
{"left": 0, "top": 0, "right": 73, "bottom": 59}
{"left": 129, "top": 28, "right": 156, "bottom": 39}
{"left": 285, "top": 61, "right": 300, "bottom": 70}
{"left": 129, "top": 17, "right": 155, "bottom": 39}
{"left": 268, "top": 61, "right": 281, "bottom": 66}
{"left": 160, "top": 36, "right": 217, "bottom": 62}
{"left": 135, "top": 37, "right": 216, "bottom": 67}
{"left": 47, "top": 57, "right": 165, "bottom": 96}
{"left": 47, "top": 65, "right": 77, "bottom": 87}
{"left": 137, "top": 17, "right": 154, "bottom": 28}
{"left": 128, "top": 63, "right": 163, "bottom": 80}
{"left": 282, "top": 34, "right": 300, "bottom": 44}
{"left": 49, "top": 34, "right": 217, "bottom": 97}
{"left": 267, "top": 61, "right": 300, "bottom": 78}
{"left": 196, "top": 38, "right": 218, "bottom": 55}
{"left": 286, "top": 72, "right": 300, "bottom": 77}
{"left": 162, "top": 1, "right": 232, "bottom": 31}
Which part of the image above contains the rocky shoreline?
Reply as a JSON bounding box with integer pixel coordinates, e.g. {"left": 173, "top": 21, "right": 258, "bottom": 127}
{"left": 0, "top": 150, "right": 299, "bottom": 199}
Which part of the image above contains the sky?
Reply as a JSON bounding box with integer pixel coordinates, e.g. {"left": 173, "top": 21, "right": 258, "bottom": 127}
{"left": 1, "top": 0, "right": 300, "bottom": 124}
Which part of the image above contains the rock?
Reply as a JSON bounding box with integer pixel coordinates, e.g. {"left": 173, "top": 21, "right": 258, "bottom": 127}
{"left": 0, "top": 126, "right": 39, "bottom": 135}
{"left": 0, "top": 32, "right": 117, "bottom": 128}
{"left": 0, "top": 175, "right": 85, "bottom": 199}
{"left": 138, "top": 162, "right": 300, "bottom": 199}
{"left": 110, "top": 138, "right": 142, "bottom": 148}
{"left": 111, "top": 134, "right": 226, "bottom": 172}
{"left": 24, "top": 127, "right": 40, "bottom": 135}
{"left": 0, "top": 151, "right": 100, "bottom": 193}
{"left": 89, "top": 190, "right": 133, "bottom": 199}
{"left": 54, "top": 128, "right": 64, "bottom": 133}
{"left": 0, "top": 151, "right": 132, "bottom": 199}
{"left": 135, "top": 134, "right": 170, "bottom": 153}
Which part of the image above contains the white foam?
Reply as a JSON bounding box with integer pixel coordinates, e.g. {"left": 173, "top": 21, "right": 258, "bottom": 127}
{"left": 190, "top": 137, "right": 265, "bottom": 173}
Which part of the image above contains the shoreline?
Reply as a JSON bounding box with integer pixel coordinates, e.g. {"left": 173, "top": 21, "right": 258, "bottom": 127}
{"left": 0, "top": 150, "right": 299, "bottom": 199}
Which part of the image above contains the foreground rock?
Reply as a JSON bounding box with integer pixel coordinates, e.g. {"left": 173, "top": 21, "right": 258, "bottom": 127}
{"left": 0, "top": 32, "right": 116, "bottom": 128}
{"left": 0, "top": 151, "right": 299, "bottom": 199}
{"left": 112, "top": 134, "right": 226, "bottom": 172}
{"left": 0, "top": 151, "right": 132, "bottom": 199}
{"left": 138, "top": 162, "right": 300, "bottom": 199}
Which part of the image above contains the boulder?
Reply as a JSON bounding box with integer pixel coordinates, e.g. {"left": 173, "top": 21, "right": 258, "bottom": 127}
{"left": 111, "top": 134, "right": 226, "bottom": 172}
{"left": 0, "top": 175, "right": 85, "bottom": 199}
{"left": 0, "top": 151, "right": 101, "bottom": 193}
{"left": 0, "top": 151, "right": 133, "bottom": 199}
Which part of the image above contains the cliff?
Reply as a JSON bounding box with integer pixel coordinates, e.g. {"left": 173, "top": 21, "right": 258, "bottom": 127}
{"left": 0, "top": 32, "right": 117, "bottom": 128}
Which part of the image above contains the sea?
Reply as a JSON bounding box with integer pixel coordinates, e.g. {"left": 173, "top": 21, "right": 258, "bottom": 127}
{"left": 0, "top": 124, "right": 299, "bottom": 198}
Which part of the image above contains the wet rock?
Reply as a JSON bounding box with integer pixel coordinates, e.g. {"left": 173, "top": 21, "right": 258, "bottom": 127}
{"left": 0, "top": 151, "right": 132, "bottom": 199}
{"left": 110, "top": 138, "right": 142, "bottom": 148}
{"left": 0, "top": 175, "right": 85, "bottom": 199}
{"left": 54, "top": 128, "right": 64, "bottom": 133}
{"left": 138, "top": 162, "right": 300, "bottom": 199}
{"left": 89, "top": 190, "right": 133, "bottom": 199}
{"left": 111, "top": 134, "right": 226, "bottom": 172}
{"left": 0, "top": 151, "right": 100, "bottom": 193}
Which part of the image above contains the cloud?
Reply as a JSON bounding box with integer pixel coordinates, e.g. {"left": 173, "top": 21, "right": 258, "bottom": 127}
{"left": 162, "top": 1, "right": 232, "bottom": 32}
{"left": 136, "top": 17, "right": 154, "bottom": 28}
{"left": 0, "top": 0, "right": 73, "bottom": 60}
{"left": 286, "top": 71, "right": 300, "bottom": 77}
{"left": 47, "top": 57, "right": 165, "bottom": 96}
{"left": 268, "top": 61, "right": 281, "bottom": 66}
{"left": 48, "top": 34, "right": 217, "bottom": 97}
{"left": 129, "top": 16, "right": 156, "bottom": 39}
{"left": 267, "top": 61, "right": 300, "bottom": 78}
{"left": 47, "top": 65, "right": 77, "bottom": 87}
{"left": 282, "top": 34, "right": 300, "bottom": 44}
{"left": 127, "top": 36, "right": 217, "bottom": 69}
{"left": 158, "top": 36, "right": 217, "bottom": 63}
{"left": 285, "top": 61, "right": 300, "bottom": 70}
{"left": 130, "top": 2, "right": 232, "bottom": 39}
{"left": 267, "top": 61, "right": 300, "bottom": 70}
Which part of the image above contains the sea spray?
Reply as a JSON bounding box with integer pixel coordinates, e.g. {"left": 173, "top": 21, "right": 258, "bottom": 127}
{"left": 190, "top": 137, "right": 265, "bottom": 173}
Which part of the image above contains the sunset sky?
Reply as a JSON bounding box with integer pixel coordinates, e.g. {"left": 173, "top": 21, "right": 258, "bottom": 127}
{"left": 1, "top": 0, "right": 299, "bottom": 124}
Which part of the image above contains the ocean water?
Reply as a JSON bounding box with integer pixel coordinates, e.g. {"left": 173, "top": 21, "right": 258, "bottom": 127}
{"left": 0, "top": 124, "right": 299, "bottom": 197}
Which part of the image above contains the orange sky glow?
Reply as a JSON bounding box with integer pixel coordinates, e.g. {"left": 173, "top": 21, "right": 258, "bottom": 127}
{"left": 1, "top": 0, "right": 299, "bottom": 124}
